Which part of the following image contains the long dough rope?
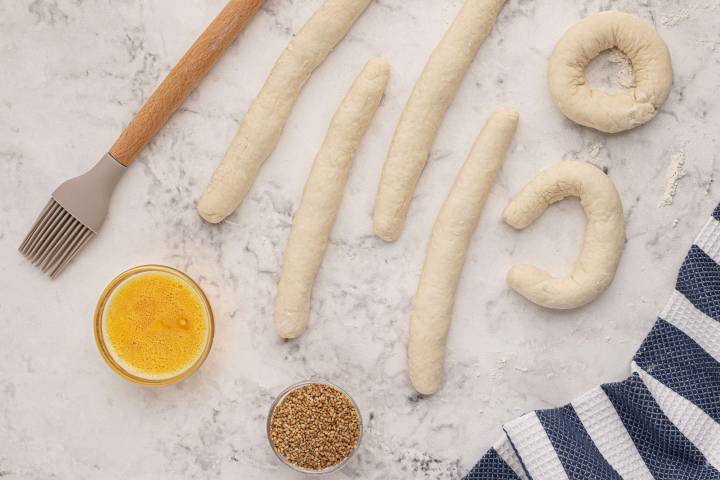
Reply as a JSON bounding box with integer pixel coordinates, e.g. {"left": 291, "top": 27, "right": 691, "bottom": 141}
{"left": 373, "top": 0, "right": 507, "bottom": 242}
{"left": 408, "top": 108, "right": 518, "bottom": 395}
{"left": 275, "top": 59, "right": 390, "bottom": 339}
{"left": 503, "top": 161, "right": 625, "bottom": 310}
{"left": 198, "top": 0, "right": 372, "bottom": 224}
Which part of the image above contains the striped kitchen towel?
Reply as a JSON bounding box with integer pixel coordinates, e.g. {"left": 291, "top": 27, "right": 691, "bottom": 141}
{"left": 464, "top": 205, "right": 720, "bottom": 480}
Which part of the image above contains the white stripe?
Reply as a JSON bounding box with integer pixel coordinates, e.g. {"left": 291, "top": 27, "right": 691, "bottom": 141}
{"left": 493, "top": 435, "right": 530, "bottom": 480}
{"left": 633, "top": 364, "right": 720, "bottom": 471}
{"left": 503, "top": 412, "right": 569, "bottom": 480}
{"left": 693, "top": 216, "right": 720, "bottom": 263}
{"left": 660, "top": 290, "right": 720, "bottom": 362}
{"left": 572, "top": 387, "right": 654, "bottom": 480}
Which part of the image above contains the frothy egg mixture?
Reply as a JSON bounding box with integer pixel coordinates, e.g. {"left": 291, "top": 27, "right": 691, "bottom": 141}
{"left": 102, "top": 271, "right": 210, "bottom": 380}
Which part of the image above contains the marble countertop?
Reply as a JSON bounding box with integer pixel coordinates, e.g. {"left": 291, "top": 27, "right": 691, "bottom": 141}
{"left": 1, "top": 0, "right": 718, "bottom": 478}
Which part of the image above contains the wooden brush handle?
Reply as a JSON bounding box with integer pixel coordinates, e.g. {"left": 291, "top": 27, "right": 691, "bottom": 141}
{"left": 109, "top": 0, "right": 264, "bottom": 166}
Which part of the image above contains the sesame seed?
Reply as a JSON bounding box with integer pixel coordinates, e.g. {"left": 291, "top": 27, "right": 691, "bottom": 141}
{"left": 269, "top": 383, "right": 361, "bottom": 471}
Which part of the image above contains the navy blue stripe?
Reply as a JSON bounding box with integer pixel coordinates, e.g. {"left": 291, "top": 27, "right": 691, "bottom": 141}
{"left": 676, "top": 245, "right": 720, "bottom": 321}
{"left": 712, "top": 204, "right": 720, "bottom": 222}
{"left": 602, "top": 374, "right": 717, "bottom": 479}
{"left": 463, "top": 449, "right": 520, "bottom": 480}
{"left": 634, "top": 318, "right": 720, "bottom": 422}
{"left": 536, "top": 405, "right": 621, "bottom": 480}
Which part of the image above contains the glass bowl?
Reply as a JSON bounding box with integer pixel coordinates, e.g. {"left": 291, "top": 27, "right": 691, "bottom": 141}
{"left": 94, "top": 264, "right": 214, "bottom": 386}
{"left": 267, "top": 380, "right": 363, "bottom": 475}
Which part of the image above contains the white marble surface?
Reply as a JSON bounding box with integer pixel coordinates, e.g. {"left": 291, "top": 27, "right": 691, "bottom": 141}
{"left": 1, "top": 0, "right": 718, "bottom": 478}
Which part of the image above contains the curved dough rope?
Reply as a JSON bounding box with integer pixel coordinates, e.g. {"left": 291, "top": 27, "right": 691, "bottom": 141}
{"left": 373, "top": 0, "right": 507, "bottom": 242}
{"left": 503, "top": 161, "right": 625, "bottom": 310}
{"left": 548, "top": 11, "right": 672, "bottom": 133}
{"left": 198, "top": 0, "right": 372, "bottom": 223}
{"left": 275, "top": 59, "right": 390, "bottom": 339}
{"left": 409, "top": 108, "right": 518, "bottom": 395}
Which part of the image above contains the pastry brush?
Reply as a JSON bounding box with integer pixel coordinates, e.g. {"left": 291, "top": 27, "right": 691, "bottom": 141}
{"left": 19, "top": 0, "right": 264, "bottom": 278}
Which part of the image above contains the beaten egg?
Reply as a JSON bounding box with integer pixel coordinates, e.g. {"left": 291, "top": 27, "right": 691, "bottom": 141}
{"left": 95, "top": 266, "right": 213, "bottom": 385}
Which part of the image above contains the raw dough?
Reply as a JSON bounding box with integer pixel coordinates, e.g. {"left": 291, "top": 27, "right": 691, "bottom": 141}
{"left": 373, "top": 0, "right": 507, "bottom": 242}
{"left": 503, "top": 161, "right": 625, "bottom": 310}
{"left": 198, "top": 0, "right": 372, "bottom": 223}
{"left": 275, "top": 59, "right": 390, "bottom": 339}
{"left": 548, "top": 11, "right": 673, "bottom": 133}
{"left": 409, "top": 108, "right": 518, "bottom": 395}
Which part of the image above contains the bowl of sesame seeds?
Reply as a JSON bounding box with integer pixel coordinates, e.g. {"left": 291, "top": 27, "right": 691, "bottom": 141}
{"left": 267, "top": 381, "right": 363, "bottom": 474}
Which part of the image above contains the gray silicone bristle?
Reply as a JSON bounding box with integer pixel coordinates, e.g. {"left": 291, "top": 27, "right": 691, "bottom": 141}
{"left": 18, "top": 153, "right": 126, "bottom": 279}
{"left": 19, "top": 198, "right": 95, "bottom": 278}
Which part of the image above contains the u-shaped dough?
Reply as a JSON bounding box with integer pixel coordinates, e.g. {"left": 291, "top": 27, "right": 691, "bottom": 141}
{"left": 503, "top": 161, "right": 625, "bottom": 310}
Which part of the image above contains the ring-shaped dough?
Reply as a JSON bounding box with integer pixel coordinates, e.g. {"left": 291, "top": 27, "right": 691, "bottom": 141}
{"left": 503, "top": 161, "right": 625, "bottom": 310}
{"left": 548, "top": 11, "right": 672, "bottom": 133}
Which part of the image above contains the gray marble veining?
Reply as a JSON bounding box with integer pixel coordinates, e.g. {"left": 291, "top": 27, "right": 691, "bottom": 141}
{"left": 1, "top": 0, "right": 718, "bottom": 478}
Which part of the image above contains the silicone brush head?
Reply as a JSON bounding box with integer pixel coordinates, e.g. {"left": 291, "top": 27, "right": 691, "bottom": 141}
{"left": 18, "top": 154, "right": 126, "bottom": 278}
{"left": 19, "top": 198, "right": 95, "bottom": 278}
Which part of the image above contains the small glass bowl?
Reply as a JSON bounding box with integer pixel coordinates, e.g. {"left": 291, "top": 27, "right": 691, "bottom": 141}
{"left": 94, "top": 264, "right": 214, "bottom": 386}
{"left": 267, "top": 380, "right": 364, "bottom": 475}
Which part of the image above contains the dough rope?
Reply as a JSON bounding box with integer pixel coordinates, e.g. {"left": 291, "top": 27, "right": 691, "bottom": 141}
{"left": 408, "top": 108, "right": 518, "bottom": 395}
{"left": 548, "top": 11, "right": 673, "bottom": 133}
{"left": 198, "top": 0, "right": 372, "bottom": 224}
{"left": 503, "top": 161, "right": 625, "bottom": 310}
{"left": 373, "top": 0, "right": 507, "bottom": 242}
{"left": 275, "top": 59, "right": 390, "bottom": 339}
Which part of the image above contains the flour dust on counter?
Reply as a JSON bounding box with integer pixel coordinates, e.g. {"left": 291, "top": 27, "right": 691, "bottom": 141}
{"left": 660, "top": 150, "right": 687, "bottom": 207}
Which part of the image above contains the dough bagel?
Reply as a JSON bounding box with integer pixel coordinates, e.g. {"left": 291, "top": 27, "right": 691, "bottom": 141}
{"left": 548, "top": 11, "right": 672, "bottom": 133}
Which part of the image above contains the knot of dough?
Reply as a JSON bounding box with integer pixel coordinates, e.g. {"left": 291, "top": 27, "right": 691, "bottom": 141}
{"left": 548, "top": 11, "right": 673, "bottom": 133}
{"left": 503, "top": 161, "right": 625, "bottom": 310}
